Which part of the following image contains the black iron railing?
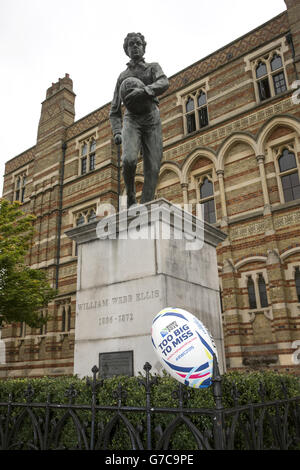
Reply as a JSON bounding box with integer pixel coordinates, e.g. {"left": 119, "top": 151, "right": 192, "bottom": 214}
{"left": 0, "top": 357, "right": 299, "bottom": 450}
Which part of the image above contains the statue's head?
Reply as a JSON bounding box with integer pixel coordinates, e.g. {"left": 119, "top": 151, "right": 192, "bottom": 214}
{"left": 123, "top": 32, "right": 146, "bottom": 60}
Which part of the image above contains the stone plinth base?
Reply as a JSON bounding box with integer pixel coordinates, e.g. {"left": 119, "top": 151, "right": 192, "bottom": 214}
{"left": 66, "top": 199, "right": 226, "bottom": 378}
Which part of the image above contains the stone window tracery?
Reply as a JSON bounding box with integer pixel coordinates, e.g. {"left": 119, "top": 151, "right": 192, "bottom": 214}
{"left": 198, "top": 175, "right": 216, "bottom": 223}
{"left": 75, "top": 206, "right": 97, "bottom": 226}
{"left": 275, "top": 145, "right": 300, "bottom": 203}
{"left": 183, "top": 89, "right": 208, "bottom": 134}
{"left": 80, "top": 138, "right": 96, "bottom": 175}
{"left": 246, "top": 273, "right": 269, "bottom": 310}
{"left": 282, "top": 262, "right": 300, "bottom": 315}
{"left": 14, "top": 172, "right": 27, "bottom": 203}
{"left": 73, "top": 206, "right": 97, "bottom": 256}
{"left": 57, "top": 300, "right": 72, "bottom": 333}
{"left": 258, "top": 274, "right": 268, "bottom": 308}
{"left": 252, "top": 50, "right": 287, "bottom": 102}
{"left": 247, "top": 276, "right": 257, "bottom": 309}
{"left": 61, "top": 305, "right": 71, "bottom": 332}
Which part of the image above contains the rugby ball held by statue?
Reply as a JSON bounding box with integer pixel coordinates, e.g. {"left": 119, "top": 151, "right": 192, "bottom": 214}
{"left": 120, "top": 76, "right": 153, "bottom": 114}
{"left": 151, "top": 307, "right": 218, "bottom": 389}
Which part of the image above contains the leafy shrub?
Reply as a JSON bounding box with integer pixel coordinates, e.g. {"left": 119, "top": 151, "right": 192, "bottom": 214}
{"left": 0, "top": 369, "right": 299, "bottom": 450}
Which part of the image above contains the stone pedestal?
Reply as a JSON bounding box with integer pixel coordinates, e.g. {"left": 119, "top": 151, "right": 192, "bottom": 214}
{"left": 66, "top": 199, "right": 227, "bottom": 377}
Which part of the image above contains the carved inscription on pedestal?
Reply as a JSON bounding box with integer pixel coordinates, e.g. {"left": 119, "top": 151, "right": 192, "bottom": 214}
{"left": 76, "top": 288, "right": 161, "bottom": 339}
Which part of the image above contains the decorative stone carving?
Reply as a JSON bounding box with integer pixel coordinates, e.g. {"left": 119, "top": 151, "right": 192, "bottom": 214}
{"left": 222, "top": 258, "right": 236, "bottom": 273}
{"left": 266, "top": 249, "right": 281, "bottom": 265}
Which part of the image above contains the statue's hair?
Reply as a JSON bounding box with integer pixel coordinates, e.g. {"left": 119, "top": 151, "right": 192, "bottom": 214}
{"left": 123, "top": 32, "right": 147, "bottom": 56}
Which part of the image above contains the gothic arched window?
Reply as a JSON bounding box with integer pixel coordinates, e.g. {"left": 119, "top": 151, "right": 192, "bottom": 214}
{"left": 258, "top": 274, "right": 268, "bottom": 308}
{"left": 67, "top": 306, "right": 71, "bottom": 331}
{"left": 184, "top": 89, "right": 209, "bottom": 134}
{"left": 197, "top": 91, "right": 208, "bottom": 128}
{"left": 14, "top": 173, "right": 27, "bottom": 202}
{"left": 254, "top": 52, "right": 286, "bottom": 102}
{"left": 80, "top": 138, "right": 96, "bottom": 174}
{"left": 247, "top": 276, "right": 257, "bottom": 310}
{"left": 271, "top": 54, "right": 282, "bottom": 71}
{"left": 186, "top": 97, "right": 196, "bottom": 133}
{"left": 199, "top": 177, "right": 216, "bottom": 224}
{"left": 278, "top": 149, "right": 300, "bottom": 202}
{"left": 256, "top": 62, "right": 271, "bottom": 101}
{"left": 61, "top": 307, "right": 66, "bottom": 332}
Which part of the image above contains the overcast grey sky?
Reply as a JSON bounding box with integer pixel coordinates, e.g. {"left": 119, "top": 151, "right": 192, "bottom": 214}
{"left": 0, "top": 0, "right": 287, "bottom": 195}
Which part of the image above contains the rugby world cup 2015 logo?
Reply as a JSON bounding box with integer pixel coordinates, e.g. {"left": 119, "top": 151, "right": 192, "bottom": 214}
{"left": 159, "top": 320, "right": 178, "bottom": 338}
{"left": 160, "top": 328, "right": 169, "bottom": 338}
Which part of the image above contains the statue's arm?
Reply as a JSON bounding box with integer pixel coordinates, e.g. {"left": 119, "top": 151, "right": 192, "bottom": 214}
{"left": 109, "top": 78, "right": 122, "bottom": 141}
{"left": 145, "top": 63, "right": 169, "bottom": 98}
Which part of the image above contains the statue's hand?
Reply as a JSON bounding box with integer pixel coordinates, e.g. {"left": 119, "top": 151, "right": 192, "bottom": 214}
{"left": 124, "top": 87, "right": 146, "bottom": 107}
{"left": 114, "top": 133, "right": 122, "bottom": 145}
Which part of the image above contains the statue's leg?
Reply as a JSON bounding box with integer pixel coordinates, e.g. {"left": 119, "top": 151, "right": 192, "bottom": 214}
{"left": 140, "top": 112, "right": 163, "bottom": 204}
{"left": 122, "top": 115, "right": 141, "bottom": 208}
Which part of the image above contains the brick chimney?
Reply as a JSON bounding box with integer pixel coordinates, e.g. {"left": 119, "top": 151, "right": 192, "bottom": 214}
{"left": 30, "top": 74, "right": 76, "bottom": 285}
{"left": 37, "top": 73, "right": 76, "bottom": 142}
{"left": 46, "top": 73, "right": 74, "bottom": 99}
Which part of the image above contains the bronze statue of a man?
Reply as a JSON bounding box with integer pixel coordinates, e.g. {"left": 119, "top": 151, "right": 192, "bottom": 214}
{"left": 109, "top": 33, "right": 169, "bottom": 208}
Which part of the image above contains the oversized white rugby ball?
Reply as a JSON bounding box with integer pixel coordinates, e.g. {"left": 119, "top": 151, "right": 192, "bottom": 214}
{"left": 151, "top": 307, "right": 218, "bottom": 388}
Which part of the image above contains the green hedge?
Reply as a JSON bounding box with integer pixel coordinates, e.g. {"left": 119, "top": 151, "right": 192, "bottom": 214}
{"left": 0, "top": 370, "right": 299, "bottom": 450}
